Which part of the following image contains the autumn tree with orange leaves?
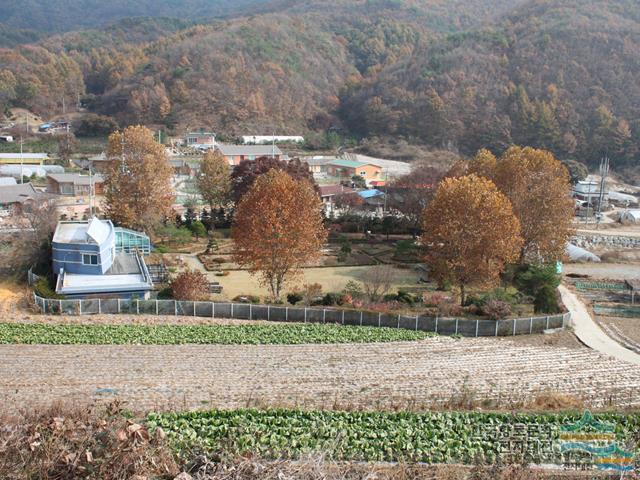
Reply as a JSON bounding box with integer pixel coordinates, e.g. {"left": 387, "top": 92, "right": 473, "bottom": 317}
{"left": 468, "top": 146, "right": 574, "bottom": 263}
{"left": 104, "top": 126, "right": 174, "bottom": 232}
{"left": 232, "top": 170, "right": 327, "bottom": 299}
{"left": 422, "top": 175, "right": 523, "bottom": 305}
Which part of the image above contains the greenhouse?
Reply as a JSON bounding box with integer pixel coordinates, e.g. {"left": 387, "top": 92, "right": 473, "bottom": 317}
{"left": 115, "top": 227, "right": 151, "bottom": 255}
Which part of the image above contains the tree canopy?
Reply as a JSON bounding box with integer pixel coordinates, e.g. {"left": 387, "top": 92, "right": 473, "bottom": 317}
{"left": 232, "top": 170, "right": 327, "bottom": 299}
{"left": 104, "top": 125, "right": 174, "bottom": 232}
{"left": 421, "top": 174, "right": 523, "bottom": 305}
{"left": 467, "top": 146, "right": 574, "bottom": 263}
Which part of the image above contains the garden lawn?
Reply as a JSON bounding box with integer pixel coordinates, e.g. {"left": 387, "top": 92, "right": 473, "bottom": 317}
{"left": 147, "top": 409, "right": 640, "bottom": 464}
{"left": 213, "top": 265, "right": 420, "bottom": 299}
{"left": 0, "top": 322, "right": 433, "bottom": 345}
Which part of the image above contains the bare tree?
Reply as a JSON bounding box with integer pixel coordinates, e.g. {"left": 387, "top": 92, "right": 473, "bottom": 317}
{"left": 19, "top": 197, "right": 59, "bottom": 270}
{"left": 361, "top": 265, "right": 396, "bottom": 302}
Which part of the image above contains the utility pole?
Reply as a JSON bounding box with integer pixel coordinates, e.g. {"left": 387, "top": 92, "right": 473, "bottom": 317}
{"left": 596, "top": 157, "right": 609, "bottom": 228}
{"left": 120, "top": 134, "right": 127, "bottom": 174}
{"left": 19, "top": 136, "right": 24, "bottom": 184}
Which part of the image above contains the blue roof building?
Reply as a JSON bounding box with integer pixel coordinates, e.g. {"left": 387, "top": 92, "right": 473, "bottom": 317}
{"left": 52, "top": 218, "right": 153, "bottom": 298}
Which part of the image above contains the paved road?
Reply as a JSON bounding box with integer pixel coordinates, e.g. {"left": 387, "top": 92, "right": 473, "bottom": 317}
{"left": 1, "top": 337, "right": 639, "bottom": 414}
{"left": 559, "top": 285, "right": 640, "bottom": 366}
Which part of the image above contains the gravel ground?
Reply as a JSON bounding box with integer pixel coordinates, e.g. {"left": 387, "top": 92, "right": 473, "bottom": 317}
{"left": 563, "top": 263, "right": 640, "bottom": 280}
{"left": 1, "top": 336, "right": 639, "bottom": 415}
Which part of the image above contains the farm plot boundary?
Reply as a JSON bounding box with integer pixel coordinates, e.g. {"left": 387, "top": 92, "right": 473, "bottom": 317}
{"left": 33, "top": 294, "right": 569, "bottom": 338}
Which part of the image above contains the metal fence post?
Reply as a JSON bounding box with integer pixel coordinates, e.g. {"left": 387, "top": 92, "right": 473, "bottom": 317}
{"left": 415, "top": 315, "right": 418, "bottom": 331}
{"left": 249, "top": 304, "right": 253, "bottom": 320}
{"left": 305, "top": 307, "right": 307, "bottom": 323}
{"left": 156, "top": 300, "right": 158, "bottom": 315}
{"left": 323, "top": 309, "right": 326, "bottom": 323}
{"left": 378, "top": 313, "right": 381, "bottom": 328}
{"left": 397, "top": 315, "right": 400, "bottom": 328}
{"left": 117, "top": 298, "right": 120, "bottom": 314}
{"left": 193, "top": 302, "right": 196, "bottom": 317}
{"left": 342, "top": 310, "right": 345, "bottom": 325}
{"left": 546, "top": 316, "right": 549, "bottom": 330}
{"left": 212, "top": 302, "right": 215, "bottom": 319}
{"left": 231, "top": 303, "right": 234, "bottom": 318}
{"left": 174, "top": 300, "right": 177, "bottom": 316}
{"left": 267, "top": 305, "right": 269, "bottom": 321}
{"left": 98, "top": 298, "right": 101, "bottom": 314}
{"left": 512, "top": 319, "right": 516, "bottom": 336}
{"left": 529, "top": 317, "right": 533, "bottom": 334}
{"left": 79, "top": 300, "right": 82, "bottom": 315}
{"left": 136, "top": 300, "right": 139, "bottom": 315}
{"left": 435, "top": 316, "right": 438, "bottom": 334}
{"left": 495, "top": 321, "right": 498, "bottom": 336}
{"left": 360, "top": 311, "right": 363, "bottom": 326}
{"left": 475, "top": 320, "right": 479, "bottom": 337}
{"left": 285, "top": 307, "right": 288, "bottom": 322}
{"left": 455, "top": 319, "right": 458, "bottom": 335}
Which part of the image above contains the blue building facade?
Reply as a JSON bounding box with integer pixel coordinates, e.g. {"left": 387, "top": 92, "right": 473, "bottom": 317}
{"left": 52, "top": 218, "right": 153, "bottom": 299}
{"left": 52, "top": 218, "right": 116, "bottom": 276}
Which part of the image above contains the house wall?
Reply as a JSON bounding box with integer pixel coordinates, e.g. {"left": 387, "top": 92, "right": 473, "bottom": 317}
{"left": 52, "top": 228, "right": 116, "bottom": 275}
{"left": 357, "top": 165, "right": 382, "bottom": 180}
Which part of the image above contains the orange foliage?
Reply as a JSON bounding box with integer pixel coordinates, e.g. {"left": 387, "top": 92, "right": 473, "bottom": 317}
{"left": 232, "top": 170, "right": 327, "bottom": 299}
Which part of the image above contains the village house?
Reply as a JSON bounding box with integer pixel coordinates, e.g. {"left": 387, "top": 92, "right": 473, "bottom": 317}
{"left": 242, "top": 135, "right": 304, "bottom": 145}
{"left": 326, "top": 159, "right": 382, "bottom": 182}
{"left": 47, "top": 173, "right": 105, "bottom": 197}
{"left": 318, "top": 184, "right": 356, "bottom": 215}
{"left": 573, "top": 180, "right": 609, "bottom": 204}
{"left": 0, "top": 183, "right": 41, "bottom": 215}
{"left": 185, "top": 131, "right": 216, "bottom": 150}
{"left": 52, "top": 217, "right": 153, "bottom": 298}
{"left": 217, "top": 144, "right": 283, "bottom": 166}
{"left": 0, "top": 153, "right": 48, "bottom": 165}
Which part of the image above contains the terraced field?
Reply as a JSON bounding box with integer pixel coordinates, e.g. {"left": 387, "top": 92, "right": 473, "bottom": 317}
{"left": 1, "top": 336, "right": 639, "bottom": 413}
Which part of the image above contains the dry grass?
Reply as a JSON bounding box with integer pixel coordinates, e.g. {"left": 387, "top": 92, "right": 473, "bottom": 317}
{"left": 0, "top": 401, "right": 179, "bottom": 480}
{"left": 185, "top": 455, "right": 612, "bottom": 479}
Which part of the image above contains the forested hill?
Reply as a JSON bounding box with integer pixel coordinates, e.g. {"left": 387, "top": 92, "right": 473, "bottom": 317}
{"left": 0, "top": 0, "right": 272, "bottom": 32}
{"left": 1, "top": 0, "right": 639, "bottom": 169}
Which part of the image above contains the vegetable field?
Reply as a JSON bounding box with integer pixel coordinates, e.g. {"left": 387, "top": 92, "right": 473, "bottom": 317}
{"left": 147, "top": 409, "right": 640, "bottom": 465}
{"left": 0, "top": 323, "right": 434, "bottom": 345}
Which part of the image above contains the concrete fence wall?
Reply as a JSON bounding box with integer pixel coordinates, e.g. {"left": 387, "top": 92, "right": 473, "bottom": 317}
{"left": 33, "top": 294, "right": 570, "bottom": 338}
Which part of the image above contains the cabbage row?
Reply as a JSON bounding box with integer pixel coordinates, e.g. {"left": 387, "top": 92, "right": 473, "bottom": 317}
{"left": 147, "top": 409, "right": 640, "bottom": 464}
{"left": 0, "top": 323, "right": 434, "bottom": 345}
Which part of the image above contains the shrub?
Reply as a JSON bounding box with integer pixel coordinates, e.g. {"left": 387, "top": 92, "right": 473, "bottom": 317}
{"left": 156, "top": 286, "right": 173, "bottom": 300}
{"left": 343, "top": 280, "right": 364, "bottom": 298}
{"left": 171, "top": 269, "right": 209, "bottom": 301}
{"left": 233, "top": 295, "right": 261, "bottom": 304}
{"left": 515, "top": 264, "right": 560, "bottom": 296}
{"left": 438, "top": 302, "right": 464, "bottom": 317}
{"left": 396, "top": 289, "right": 415, "bottom": 305}
{"left": 189, "top": 220, "right": 207, "bottom": 239}
{"left": 321, "top": 293, "right": 343, "bottom": 306}
{"left": 287, "top": 292, "right": 303, "bottom": 305}
{"left": 482, "top": 299, "right": 512, "bottom": 320}
{"left": 153, "top": 244, "right": 169, "bottom": 254}
{"left": 33, "top": 277, "right": 62, "bottom": 299}
{"left": 534, "top": 285, "right": 561, "bottom": 314}
{"left": 302, "top": 283, "right": 323, "bottom": 305}
{"left": 422, "top": 292, "right": 446, "bottom": 308}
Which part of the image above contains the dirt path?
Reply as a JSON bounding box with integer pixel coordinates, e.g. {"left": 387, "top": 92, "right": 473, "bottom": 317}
{"left": 1, "top": 337, "right": 639, "bottom": 414}
{"left": 559, "top": 285, "right": 640, "bottom": 365}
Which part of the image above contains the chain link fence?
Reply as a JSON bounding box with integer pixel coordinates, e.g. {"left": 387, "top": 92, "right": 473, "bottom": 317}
{"left": 33, "top": 294, "right": 570, "bottom": 338}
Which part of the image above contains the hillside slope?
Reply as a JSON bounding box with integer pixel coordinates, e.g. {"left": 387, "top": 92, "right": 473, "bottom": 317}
{"left": 340, "top": 0, "right": 640, "bottom": 166}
